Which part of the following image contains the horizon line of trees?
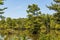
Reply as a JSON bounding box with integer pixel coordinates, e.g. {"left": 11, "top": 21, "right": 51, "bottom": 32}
{"left": 0, "top": 0, "right": 60, "bottom": 40}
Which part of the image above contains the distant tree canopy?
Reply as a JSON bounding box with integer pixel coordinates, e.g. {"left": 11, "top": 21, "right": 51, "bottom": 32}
{"left": 0, "top": 0, "right": 60, "bottom": 40}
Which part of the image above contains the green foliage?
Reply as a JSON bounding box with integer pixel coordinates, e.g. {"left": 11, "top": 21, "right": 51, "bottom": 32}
{"left": 48, "top": 0, "right": 60, "bottom": 24}
{"left": 0, "top": 0, "right": 7, "bottom": 20}
{"left": 54, "top": 0, "right": 60, "bottom": 3}
{"left": 0, "top": 0, "right": 60, "bottom": 40}
{"left": 0, "top": 0, "right": 4, "bottom": 5}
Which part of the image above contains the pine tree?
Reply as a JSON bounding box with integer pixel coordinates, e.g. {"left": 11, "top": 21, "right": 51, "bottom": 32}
{"left": 47, "top": 0, "right": 60, "bottom": 24}
{"left": 0, "top": 0, "right": 7, "bottom": 20}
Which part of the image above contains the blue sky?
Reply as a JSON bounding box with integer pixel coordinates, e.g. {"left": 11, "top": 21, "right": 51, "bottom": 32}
{"left": 3, "top": 0, "right": 54, "bottom": 18}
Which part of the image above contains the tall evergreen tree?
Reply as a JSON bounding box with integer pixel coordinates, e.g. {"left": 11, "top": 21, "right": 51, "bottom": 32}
{"left": 26, "top": 4, "right": 41, "bottom": 34}
{"left": 0, "top": 0, "right": 7, "bottom": 38}
{"left": 26, "top": 4, "right": 42, "bottom": 40}
{"left": 47, "top": 0, "right": 60, "bottom": 24}
{"left": 0, "top": 0, "right": 7, "bottom": 20}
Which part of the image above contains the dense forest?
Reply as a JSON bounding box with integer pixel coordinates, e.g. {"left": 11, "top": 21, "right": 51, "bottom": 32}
{"left": 0, "top": 0, "right": 60, "bottom": 40}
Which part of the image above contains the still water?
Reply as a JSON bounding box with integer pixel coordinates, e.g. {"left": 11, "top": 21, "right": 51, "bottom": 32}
{"left": 0, "top": 35, "right": 4, "bottom": 40}
{"left": 0, "top": 35, "right": 32, "bottom": 40}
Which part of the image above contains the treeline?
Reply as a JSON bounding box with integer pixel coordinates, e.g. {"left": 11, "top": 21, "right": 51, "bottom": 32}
{"left": 0, "top": 0, "right": 60, "bottom": 40}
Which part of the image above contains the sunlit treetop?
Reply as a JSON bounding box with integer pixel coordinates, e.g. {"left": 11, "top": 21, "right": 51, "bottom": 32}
{"left": 54, "top": 0, "right": 60, "bottom": 3}
{"left": 0, "top": 0, "right": 4, "bottom": 5}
